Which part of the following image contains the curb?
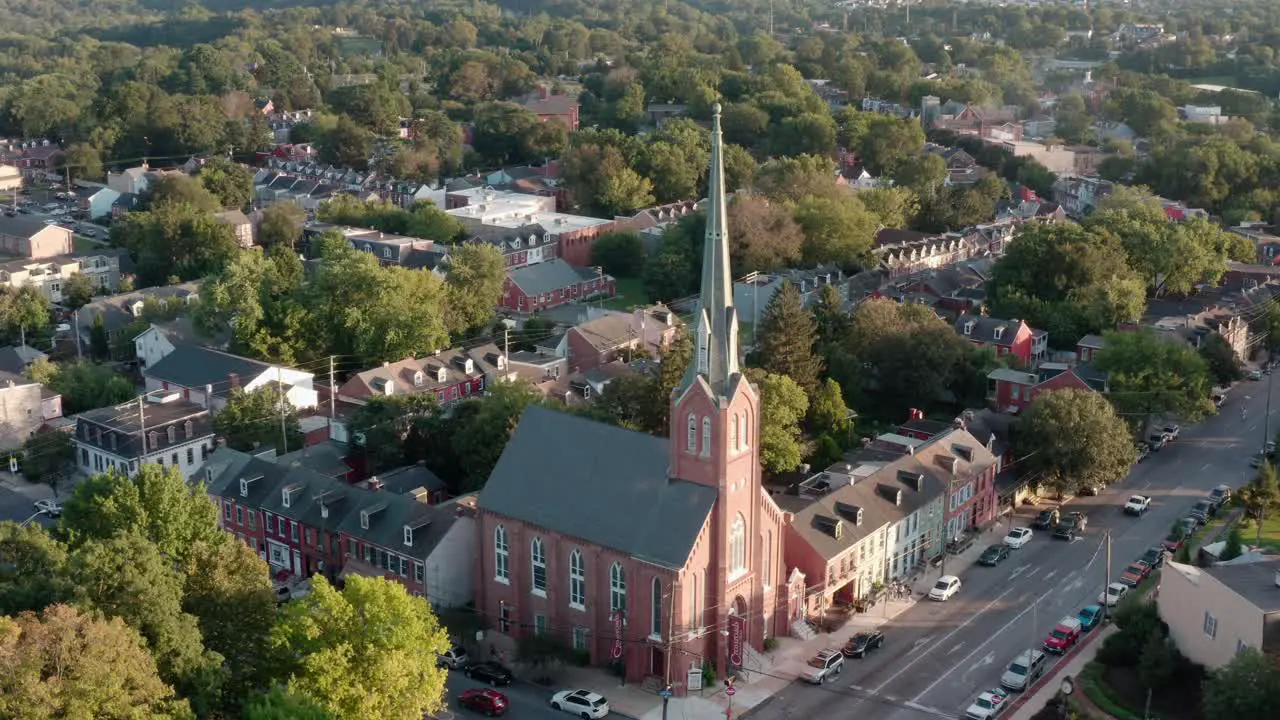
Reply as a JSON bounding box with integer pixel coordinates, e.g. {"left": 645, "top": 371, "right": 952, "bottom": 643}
{"left": 1004, "top": 621, "right": 1112, "bottom": 718}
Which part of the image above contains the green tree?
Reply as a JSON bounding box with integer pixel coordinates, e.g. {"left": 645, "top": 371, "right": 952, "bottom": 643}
{"left": 728, "top": 194, "right": 803, "bottom": 273}
{"left": 859, "top": 186, "right": 919, "bottom": 229}
{"left": 18, "top": 430, "right": 75, "bottom": 494}
{"left": 61, "top": 272, "right": 97, "bottom": 310}
{"left": 443, "top": 243, "right": 507, "bottom": 335}
{"left": 596, "top": 149, "right": 655, "bottom": 215}
{"left": 750, "top": 371, "right": 809, "bottom": 475}
{"left": 198, "top": 157, "right": 254, "bottom": 209}
{"left": 319, "top": 116, "right": 373, "bottom": 171}
{"left": 1094, "top": 328, "right": 1215, "bottom": 422}
{"left": 61, "top": 142, "right": 104, "bottom": 183}
{"left": 991, "top": 223, "right": 1146, "bottom": 346}
{"left": 59, "top": 465, "right": 222, "bottom": 566}
{"left": 0, "top": 604, "right": 193, "bottom": 720}
{"left": 245, "top": 687, "right": 332, "bottom": 720}
{"left": 755, "top": 283, "right": 823, "bottom": 393}
{"left": 67, "top": 533, "right": 225, "bottom": 711}
{"left": 591, "top": 231, "right": 646, "bottom": 278}
{"left": 858, "top": 115, "right": 925, "bottom": 175}
{"left": 25, "top": 358, "right": 134, "bottom": 414}
{"left": 1138, "top": 630, "right": 1178, "bottom": 689}
{"left": 258, "top": 202, "right": 306, "bottom": 249}
{"left": 808, "top": 377, "right": 852, "bottom": 441}
{"left": 214, "top": 387, "right": 303, "bottom": 452}
{"left": 348, "top": 394, "right": 440, "bottom": 474}
{"left": 771, "top": 112, "right": 837, "bottom": 158}
{"left": 111, "top": 203, "right": 240, "bottom": 286}
{"left": 270, "top": 575, "right": 450, "bottom": 720}
{"left": 754, "top": 155, "right": 841, "bottom": 204}
{"left": 891, "top": 153, "right": 949, "bottom": 194}
{"left": 1219, "top": 525, "right": 1244, "bottom": 562}
{"left": 1199, "top": 334, "right": 1243, "bottom": 387}
{"left": 793, "top": 195, "right": 878, "bottom": 268}
{"left": 450, "top": 382, "right": 542, "bottom": 491}
{"left": 1238, "top": 463, "right": 1280, "bottom": 545}
{"left": 1202, "top": 647, "right": 1280, "bottom": 720}
{"left": 148, "top": 174, "right": 221, "bottom": 213}
{"left": 181, "top": 538, "right": 278, "bottom": 717}
{"left": 811, "top": 283, "right": 852, "bottom": 352}
{"left": 0, "top": 522, "right": 72, "bottom": 616}
{"left": 1018, "top": 389, "right": 1137, "bottom": 495}
{"left": 1053, "top": 93, "right": 1092, "bottom": 144}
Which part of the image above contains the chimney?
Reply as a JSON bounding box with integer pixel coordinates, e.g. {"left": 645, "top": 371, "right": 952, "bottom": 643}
{"left": 539, "top": 85, "right": 550, "bottom": 100}
{"left": 368, "top": 476, "right": 383, "bottom": 491}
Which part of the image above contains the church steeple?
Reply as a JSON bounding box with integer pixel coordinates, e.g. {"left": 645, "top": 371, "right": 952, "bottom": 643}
{"left": 681, "top": 103, "right": 740, "bottom": 397}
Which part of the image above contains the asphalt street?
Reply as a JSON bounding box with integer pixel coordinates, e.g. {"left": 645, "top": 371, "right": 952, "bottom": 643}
{"left": 748, "top": 378, "right": 1278, "bottom": 720}
{"left": 444, "top": 669, "right": 629, "bottom": 720}
{"left": 0, "top": 484, "right": 51, "bottom": 528}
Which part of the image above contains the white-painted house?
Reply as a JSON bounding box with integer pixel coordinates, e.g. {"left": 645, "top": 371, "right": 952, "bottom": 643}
{"left": 142, "top": 344, "right": 319, "bottom": 412}
{"left": 73, "top": 391, "right": 216, "bottom": 480}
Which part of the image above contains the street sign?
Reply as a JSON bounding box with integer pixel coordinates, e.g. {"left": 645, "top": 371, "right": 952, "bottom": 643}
{"left": 659, "top": 688, "right": 674, "bottom": 699}
{"left": 725, "top": 686, "right": 736, "bottom": 697}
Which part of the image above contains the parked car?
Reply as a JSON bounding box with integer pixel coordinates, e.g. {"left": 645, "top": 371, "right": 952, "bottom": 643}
{"left": 979, "top": 544, "right": 1011, "bottom": 566}
{"left": 1139, "top": 546, "right": 1167, "bottom": 569}
{"left": 1098, "top": 582, "right": 1129, "bottom": 607}
{"left": 1135, "top": 443, "right": 1151, "bottom": 463}
{"left": 929, "top": 575, "right": 962, "bottom": 601}
{"left": 1193, "top": 499, "right": 1217, "bottom": 519}
{"left": 1208, "top": 484, "right": 1232, "bottom": 510}
{"left": 1163, "top": 530, "right": 1190, "bottom": 552}
{"left": 33, "top": 499, "right": 62, "bottom": 517}
{"left": 465, "top": 661, "right": 514, "bottom": 686}
{"left": 1079, "top": 483, "right": 1103, "bottom": 496}
{"left": 1032, "top": 509, "right": 1059, "bottom": 530}
{"left": 1186, "top": 506, "right": 1210, "bottom": 527}
{"left": 1042, "top": 616, "right": 1083, "bottom": 654}
{"left": 1147, "top": 435, "right": 1167, "bottom": 452}
{"left": 550, "top": 690, "right": 610, "bottom": 719}
{"left": 1251, "top": 452, "right": 1266, "bottom": 469}
{"left": 1119, "top": 562, "right": 1152, "bottom": 588}
{"left": 800, "top": 649, "right": 844, "bottom": 684}
{"left": 1250, "top": 369, "right": 1264, "bottom": 381}
{"left": 1002, "top": 527, "right": 1034, "bottom": 549}
{"left": 459, "top": 689, "right": 509, "bottom": 717}
{"left": 437, "top": 646, "right": 469, "bottom": 670}
{"left": 964, "top": 689, "right": 1011, "bottom": 720}
{"left": 1163, "top": 423, "right": 1180, "bottom": 441}
{"left": 1078, "top": 605, "right": 1104, "bottom": 632}
{"left": 1000, "top": 650, "right": 1048, "bottom": 692}
{"left": 1123, "top": 495, "right": 1151, "bottom": 516}
{"left": 842, "top": 631, "right": 885, "bottom": 658}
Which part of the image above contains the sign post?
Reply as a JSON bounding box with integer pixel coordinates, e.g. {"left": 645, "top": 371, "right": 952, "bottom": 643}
{"left": 659, "top": 685, "right": 674, "bottom": 720}
{"left": 725, "top": 680, "right": 736, "bottom": 720}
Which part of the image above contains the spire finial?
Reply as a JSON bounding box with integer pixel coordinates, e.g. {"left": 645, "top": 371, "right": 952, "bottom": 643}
{"left": 679, "top": 98, "right": 739, "bottom": 395}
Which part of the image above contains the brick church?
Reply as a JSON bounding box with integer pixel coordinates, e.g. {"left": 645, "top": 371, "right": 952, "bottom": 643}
{"left": 475, "top": 104, "right": 794, "bottom": 690}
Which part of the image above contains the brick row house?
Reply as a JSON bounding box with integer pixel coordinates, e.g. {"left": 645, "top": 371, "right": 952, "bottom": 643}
{"left": 337, "top": 344, "right": 510, "bottom": 407}
{"left": 204, "top": 446, "right": 477, "bottom": 606}
{"left": 953, "top": 314, "right": 1047, "bottom": 368}
{"left": 501, "top": 260, "right": 615, "bottom": 313}
{"left": 475, "top": 107, "right": 788, "bottom": 689}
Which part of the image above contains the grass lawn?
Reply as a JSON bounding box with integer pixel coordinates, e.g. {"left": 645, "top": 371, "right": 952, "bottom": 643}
{"left": 1235, "top": 514, "right": 1280, "bottom": 549}
{"left": 73, "top": 236, "right": 100, "bottom": 252}
{"left": 601, "top": 276, "right": 650, "bottom": 311}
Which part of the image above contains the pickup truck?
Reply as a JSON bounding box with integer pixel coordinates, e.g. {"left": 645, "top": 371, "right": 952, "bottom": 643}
{"left": 1124, "top": 495, "right": 1151, "bottom": 515}
{"left": 1042, "top": 616, "right": 1083, "bottom": 654}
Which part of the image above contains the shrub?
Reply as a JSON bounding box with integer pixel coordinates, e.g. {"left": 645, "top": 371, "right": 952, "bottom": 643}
{"left": 1079, "top": 663, "right": 1143, "bottom": 720}
{"left": 1097, "top": 630, "right": 1144, "bottom": 667}
{"left": 701, "top": 661, "right": 717, "bottom": 688}
{"left": 763, "top": 637, "right": 779, "bottom": 652}
{"left": 1220, "top": 525, "right": 1243, "bottom": 561}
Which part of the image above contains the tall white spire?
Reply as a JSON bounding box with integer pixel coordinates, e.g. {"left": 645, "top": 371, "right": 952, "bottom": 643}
{"left": 681, "top": 103, "right": 740, "bottom": 396}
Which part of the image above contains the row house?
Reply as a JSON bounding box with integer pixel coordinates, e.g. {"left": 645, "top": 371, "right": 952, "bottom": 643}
{"left": 733, "top": 266, "right": 846, "bottom": 324}
{"left": 954, "top": 314, "right": 1045, "bottom": 368}
{"left": 268, "top": 109, "right": 318, "bottom": 145}
{"left": 446, "top": 188, "right": 614, "bottom": 268}
{"left": 1146, "top": 290, "right": 1252, "bottom": 362}
{"left": 0, "top": 249, "right": 125, "bottom": 304}
{"left": 337, "top": 343, "right": 510, "bottom": 406}
{"left": 75, "top": 282, "right": 201, "bottom": 355}
{"left": 301, "top": 222, "right": 442, "bottom": 268}
{"left": 262, "top": 159, "right": 374, "bottom": 191}
{"left": 253, "top": 174, "right": 339, "bottom": 209}
{"left": 878, "top": 233, "right": 980, "bottom": 280}
{"left": 471, "top": 224, "right": 558, "bottom": 270}
{"left": 1228, "top": 224, "right": 1280, "bottom": 266}
{"left": 205, "top": 447, "right": 477, "bottom": 603}
{"left": 142, "top": 344, "right": 319, "bottom": 412}
{"left": 0, "top": 373, "right": 58, "bottom": 451}
{"left": 779, "top": 427, "right": 999, "bottom": 618}
{"left": 1052, "top": 176, "right": 1115, "bottom": 219}
{"left": 502, "top": 259, "right": 615, "bottom": 313}
{"left": 566, "top": 305, "right": 681, "bottom": 373}
{"left": 986, "top": 362, "right": 1109, "bottom": 415}
{"left": 927, "top": 102, "right": 1023, "bottom": 142}
{"left": 613, "top": 200, "right": 701, "bottom": 235}
{"left": 72, "top": 391, "right": 216, "bottom": 480}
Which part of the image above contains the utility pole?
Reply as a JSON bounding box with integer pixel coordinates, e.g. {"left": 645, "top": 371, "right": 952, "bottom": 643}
{"left": 661, "top": 584, "right": 677, "bottom": 720}
{"left": 1102, "top": 530, "right": 1113, "bottom": 622}
{"left": 328, "top": 355, "right": 336, "bottom": 420}
{"left": 503, "top": 327, "right": 510, "bottom": 367}
{"left": 277, "top": 367, "right": 288, "bottom": 454}
{"left": 1263, "top": 365, "right": 1274, "bottom": 454}
{"left": 940, "top": 475, "right": 956, "bottom": 578}
{"left": 138, "top": 395, "right": 147, "bottom": 463}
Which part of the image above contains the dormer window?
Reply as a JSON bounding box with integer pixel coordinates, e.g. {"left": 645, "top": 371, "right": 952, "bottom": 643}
{"left": 321, "top": 504, "right": 329, "bottom": 519}
{"left": 963, "top": 320, "right": 975, "bottom": 335}
{"left": 993, "top": 326, "right": 1005, "bottom": 341}
{"left": 360, "top": 510, "right": 370, "bottom": 530}
{"left": 496, "top": 355, "right": 507, "bottom": 370}
{"left": 166, "top": 426, "right": 176, "bottom": 444}
{"left": 382, "top": 247, "right": 391, "bottom": 259}
{"left": 184, "top": 420, "right": 193, "bottom": 439}
{"left": 403, "top": 525, "right": 413, "bottom": 546}
{"left": 513, "top": 237, "right": 522, "bottom": 249}
{"left": 413, "top": 371, "right": 425, "bottom": 387}
{"left": 462, "top": 358, "right": 474, "bottom": 374}
{"left": 282, "top": 488, "right": 292, "bottom": 508}
{"left": 435, "top": 367, "right": 447, "bottom": 383}
{"left": 239, "top": 479, "right": 249, "bottom": 496}
{"left": 148, "top": 430, "right": 158, "bottom": 449}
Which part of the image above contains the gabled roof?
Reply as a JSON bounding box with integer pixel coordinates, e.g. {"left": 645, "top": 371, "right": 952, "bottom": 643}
{"left": 507, "top": 259, "right": 601, "bottom": 297}
{"left": 339, "top": 344, "right": 503, "bottom": 400}
{"left": 144, "top": 345, "right": 275, "bottom": 395}
{"left": 0, "top": 215, "right": 53, "bottom": 239}
{"left": 955, "top": 314, "right": 1025, "bottom": 347}
{"left": 77, "top": 282, "right": 201, "bottom": 333}
{"left": 478, "top": 405, "right": 717, "bottom": 569}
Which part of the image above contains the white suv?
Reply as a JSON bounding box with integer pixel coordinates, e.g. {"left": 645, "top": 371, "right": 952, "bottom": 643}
{"left": 800, "top": 649, "right": 844, "bottom": 684}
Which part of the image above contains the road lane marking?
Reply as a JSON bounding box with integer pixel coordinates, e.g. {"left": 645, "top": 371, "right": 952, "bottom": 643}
{"left": 967, "top": 652, "right": 996, "bottom": 675}
{"left": 1024, "top": 567, "right": 1040, "bottom": 577}
{"left": 903, "top": 700, "right": 960, "bottom": 719}
{"left": 869, "top": 585, "right": 1021, "bottom": 694}
{"left": 1009, "top": 564, "right": 1030, "bottom": 579}
{"left": 910, "top": 586, "right": 1058, "bottom": 702}
{"left": 1201, "top": 463, "right": 1211, "bottom": 471}
{"left": 1043, "top": 570, "right": 1057, "bottom": 581}
{"left": 947, "top": 642, "right": 965, "bottom": 655}
{"left": 908, "top": 636, "right": 934, "bottom": 654}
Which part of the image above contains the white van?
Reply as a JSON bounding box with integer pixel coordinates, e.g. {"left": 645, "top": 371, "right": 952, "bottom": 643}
{"left": 1000, "top": 649, "right": 1047, "bottom": 691}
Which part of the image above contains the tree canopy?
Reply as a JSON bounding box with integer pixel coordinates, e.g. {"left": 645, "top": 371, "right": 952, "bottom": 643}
{"left": 1018, "top": 389, "right": 1138, "bottom": 495}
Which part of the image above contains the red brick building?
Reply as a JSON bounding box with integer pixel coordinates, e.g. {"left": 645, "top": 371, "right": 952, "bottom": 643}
{"left": 337, "top": 344, "right": 507, "bottom": 407}
{"left": 986, "top": 363, "right": 1109, "bottom": 414}
{"left": 474, "top": 107, "right": 789, "bottom": 689}
{"left": 500, "top": 259, "right": 614, "bottom": 313}
{"left": 523, "top": 86, "right": 580, "bottom": 132}
{"left": 954, "top": 314, "right": 1040, "bottom": 367}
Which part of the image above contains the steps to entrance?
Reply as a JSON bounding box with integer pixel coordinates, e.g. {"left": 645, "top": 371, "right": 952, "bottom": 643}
{"left": 789, "top": 619, "right": 817, "bottom": 642}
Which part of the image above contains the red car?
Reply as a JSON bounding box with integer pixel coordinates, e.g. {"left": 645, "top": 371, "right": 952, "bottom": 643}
{"left": 459, "top": 689, "right": 509, "bottom": 716}
{"left": 1120, "top": 561, "right": 1153, "bottom": 588}
{"left": 1042, "top": 616, "right": 1083, "bottom": 654}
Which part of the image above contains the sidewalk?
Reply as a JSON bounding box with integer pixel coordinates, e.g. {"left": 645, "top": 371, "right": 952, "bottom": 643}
{"left": 1007, "top": 624, "right": 1116, "bottom": 720}
{"left": 546, "top": 591, "right": 925, "bottom": 720}
{"left": 0, "top": 470, "right": 58, "bottom": 500}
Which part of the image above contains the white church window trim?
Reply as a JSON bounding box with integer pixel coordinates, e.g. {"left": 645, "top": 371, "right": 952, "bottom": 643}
{"left": 700, "top": 417, "right": 711, "bottom": 458}
{"left": 728, "top": 512, "right": 747, "bottom": 580}
{"left": 686, "top": 414, "right": 697, "bottom": 453}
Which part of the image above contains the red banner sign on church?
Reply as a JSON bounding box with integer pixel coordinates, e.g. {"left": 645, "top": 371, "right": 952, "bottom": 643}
{"left": 611, "top": 611, "right": 624, "bottom": 659}
{"left": 728, "top": 615, "right": 745, "bottom": 666}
